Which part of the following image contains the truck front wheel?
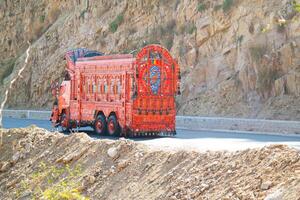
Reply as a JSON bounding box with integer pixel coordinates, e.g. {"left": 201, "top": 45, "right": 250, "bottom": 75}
{"left": 94, "top": 114, "right": 107, "bottom": 135}
{"left": 107, "top": 115, "right": 120, "bottom": 137}
{"left": 61, "top": 112, "right": 70, "bottom": 133}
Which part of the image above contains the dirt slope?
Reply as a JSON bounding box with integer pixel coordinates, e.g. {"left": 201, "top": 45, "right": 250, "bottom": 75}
{"left": 0, "top": 127, "right": 299, "bottom": 200}
{"left": 0, "top": 0, "right": 300, "bottom": 120}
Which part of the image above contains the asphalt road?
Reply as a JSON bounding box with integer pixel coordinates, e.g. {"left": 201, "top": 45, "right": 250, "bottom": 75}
{"left": 2, "top": 117, "right": 300, "bottom": 151}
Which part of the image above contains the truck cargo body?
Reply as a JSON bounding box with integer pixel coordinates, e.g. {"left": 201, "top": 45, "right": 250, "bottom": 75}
{"left": 51, "top": 45, "right": 180, "bottom": 137}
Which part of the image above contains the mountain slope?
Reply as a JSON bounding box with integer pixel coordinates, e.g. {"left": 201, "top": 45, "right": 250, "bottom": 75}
{"left": 0, "top": 0, "right": 300, "bottom": 119}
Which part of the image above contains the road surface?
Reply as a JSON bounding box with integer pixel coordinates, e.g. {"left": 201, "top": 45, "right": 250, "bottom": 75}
{"left": 2, "top": 117, "right": 300, "bottom": 151}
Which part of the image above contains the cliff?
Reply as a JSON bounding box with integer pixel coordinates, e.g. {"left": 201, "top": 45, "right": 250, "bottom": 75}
{"left": 0, "top": 0, "right": 300, "bottom": 119}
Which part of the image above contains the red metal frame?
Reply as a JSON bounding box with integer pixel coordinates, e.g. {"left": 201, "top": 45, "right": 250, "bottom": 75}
{"left": 50, "top": 44, "right": 180, "bottom": 136}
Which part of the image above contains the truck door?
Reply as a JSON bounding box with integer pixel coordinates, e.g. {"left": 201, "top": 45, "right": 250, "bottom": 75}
{"left": 132, "top": 45, "right": 179, "bottom": 134}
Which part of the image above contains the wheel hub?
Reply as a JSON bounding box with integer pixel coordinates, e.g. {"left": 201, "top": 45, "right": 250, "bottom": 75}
{"left": 96, "top": 121, "right": 103, "bottom": 131}
{"left": 108, "top": 121, "right": 115, "bottom": 133}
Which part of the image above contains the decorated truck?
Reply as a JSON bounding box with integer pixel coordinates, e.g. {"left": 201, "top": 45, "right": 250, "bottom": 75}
{"left": 50, "top": 44, "right": 180, "bottom": 137}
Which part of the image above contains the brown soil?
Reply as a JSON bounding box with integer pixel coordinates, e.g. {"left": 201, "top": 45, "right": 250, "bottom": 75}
{"left": 0, "top": 127, "right": 299, "bottom": 200}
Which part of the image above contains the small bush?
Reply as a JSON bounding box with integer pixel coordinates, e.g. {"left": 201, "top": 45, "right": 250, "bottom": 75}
{"left": 293, "top": 1, "right": 300, "bottom": 12}
{"left": 0, "top": 58, "right": 16, "bottom": 84}
{"left": 257, "top": 66, "right": 279, "bottom": 93}
{"left": 187, "top": 23, "right": 196, "bottom": 34}
{"left": 249, "top": 44, "right": 268, "bottom": 64}
{"left": 277, "top": 24, "right": 286, "bottom": 33}
{"left": 43, "top": 185, "right": 88, "bottom": 200}
{"left": 222, "top": 0, "right": 233, "bottom": 12}
{"left": 197, "top": 3, "right": 206, "bottom": 12}
{"left": 109, "top": 14, "right": 124, "bottom": 33}
{"left": 16, "top": 161, "right": 87, "bottom": 200}
{"left": 214, "top": 4, "right": 222, "bottom": 11}
{"left": 163, "top": 36, "right": 174, "bottom": 50}
{"left": 39, "top": 15, "right": 45, "bottom": 23}
{"left": 260, "top": 24, "right": 271, "bottom": 33}
{"left": 165, "top": 19, "right": 176, "bottom": 31}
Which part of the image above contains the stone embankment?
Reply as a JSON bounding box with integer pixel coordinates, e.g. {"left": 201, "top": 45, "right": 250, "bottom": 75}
{"left": 0, "top": 127, "right": 299, "bottom": 199}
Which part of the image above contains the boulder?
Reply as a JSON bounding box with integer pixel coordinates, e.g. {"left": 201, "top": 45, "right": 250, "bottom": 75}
{"left": 261, "top": 181, "right": 273, "bottom": 190}
{"left": 107, "top": 147, "right": 118, "bottom": 158}
{"left": 0, "top": 161, "right": 11, "bottom": 172}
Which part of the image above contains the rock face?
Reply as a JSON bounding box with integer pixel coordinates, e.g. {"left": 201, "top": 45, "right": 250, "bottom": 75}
{"left": 0, "top": 0, "right": 300, "bottom": 119}
{"left": 0, "top": 127, "right": 299, "bottom": 199}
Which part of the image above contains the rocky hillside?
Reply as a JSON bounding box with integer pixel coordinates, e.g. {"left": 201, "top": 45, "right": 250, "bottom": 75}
{"left": 0, "top": 0, "right": 300, "bottom": 119}
{"left": 0, "top": 127, "right": 299, "bottom": 199}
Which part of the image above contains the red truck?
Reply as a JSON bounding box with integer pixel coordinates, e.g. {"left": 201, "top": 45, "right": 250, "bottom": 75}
{"left": 50, "top": 44, "right": 180, "bottom": 137}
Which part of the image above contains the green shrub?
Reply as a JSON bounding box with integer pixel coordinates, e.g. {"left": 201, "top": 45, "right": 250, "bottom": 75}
{"left": 16, "top": 162, "right": 87, "bottom": 200}
{"left": 197, "top": 3, "right": 206, "bottom": 12}
{"left": 0, "top": 58, "right": 16, "bottom": 84}
{"left": 293, "top": 1, "right": 300, "bottom": 12}
{"left": 109, "top": 14, "right": 124, "bottom": 33}
{"left": 43, "top": 184, "right": 89, "bottom": 200}
{"left": 222, "top": 0, "right": 233, "bottom": 12}
{"left": 40, "top": 15, "right": 45, "bottom": 23}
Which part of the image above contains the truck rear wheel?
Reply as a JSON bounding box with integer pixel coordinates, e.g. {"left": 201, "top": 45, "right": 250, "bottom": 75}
{"left": 94, "top": 114, "right": 107, "bottom": 135}
{"left": 107, "top": 115, "right": 120, "bottom": 137}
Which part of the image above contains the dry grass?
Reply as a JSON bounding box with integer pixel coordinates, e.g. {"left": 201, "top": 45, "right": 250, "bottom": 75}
{"left": 48, "top": 5, "right": 61, "bottom": 23}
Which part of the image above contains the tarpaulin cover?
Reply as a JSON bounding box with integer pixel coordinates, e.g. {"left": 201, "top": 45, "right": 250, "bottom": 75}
{"left": 65, "top": 48, "right": 104, "bottom": 64}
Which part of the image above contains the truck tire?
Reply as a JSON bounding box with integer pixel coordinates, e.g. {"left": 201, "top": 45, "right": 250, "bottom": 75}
{"left": 94, "top": 114, "right": 107, "bottom": 135}
{"left": 107, "top": 115, "right": 120, "bottom": 137}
